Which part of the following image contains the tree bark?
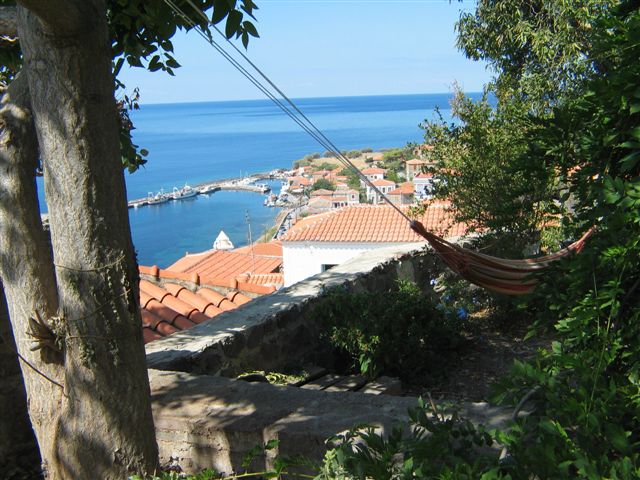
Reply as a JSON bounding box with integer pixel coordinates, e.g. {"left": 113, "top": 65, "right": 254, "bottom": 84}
{"left": 13, "top": 1, "right": 159, "bottom": 478}
{"left": 0, "top": 6, "right": 17, "bottom": 37}
{"left": 0, "top": 283, "right": 42, "bottom": 477}
{"left": 0, "top": 71, "right": 63, "bottom": 478}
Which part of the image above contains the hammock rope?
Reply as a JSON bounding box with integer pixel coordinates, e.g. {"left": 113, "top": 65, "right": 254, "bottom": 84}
{"left": 160, "top": 0, "right": 593, "bottom": 295}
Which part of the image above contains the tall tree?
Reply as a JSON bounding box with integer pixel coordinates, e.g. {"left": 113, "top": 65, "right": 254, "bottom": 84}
{"left": 0, "top": 0, "right": 259, "bottom": 478}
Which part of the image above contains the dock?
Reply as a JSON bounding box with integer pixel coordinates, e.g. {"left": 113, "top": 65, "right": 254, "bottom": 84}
{"left": 127, "top": 173, "right": 273, "bottom": 209}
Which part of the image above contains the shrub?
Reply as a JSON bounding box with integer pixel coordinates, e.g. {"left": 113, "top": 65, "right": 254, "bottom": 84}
{"left": 317, "top": 399, "right": 497, "bottom": 479}
{"left": 313, "top": 280, "right": 467, "bottom": 381}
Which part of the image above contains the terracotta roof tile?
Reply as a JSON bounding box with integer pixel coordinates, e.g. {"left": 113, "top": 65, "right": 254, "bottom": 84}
{"left": 361, "top": 167, "right": 386, "bottom": 175}
{"left": 139, "top": 277, "right": 260, "bottom": 343}
{"left": 233, "top": 241, "right": 282, "bottom": 257}
{"left": 310, "top": 189, "right": 335, "bottom": 196}
{"left": 143, "top": 328, "right": 162, "bottom": 343}
{"left": 371, "top": 179, "right": 395, "bottom": 187}
{"left": 167, "top": 250, "right": 281, "bottom": 282}
{"left": 196, "top": 288, "right": 230, "bottom": 308}
{"left": 227, "top": 291, "right": 251, "bottom": 305}
{"left": 388, "top": 182, "right": 414, "bottom": 195}
{"left": 281, "top": 204, "right": 467, "bottom": 243}
{"left": 140, "top": 280, "right": 171, "bottom": 302}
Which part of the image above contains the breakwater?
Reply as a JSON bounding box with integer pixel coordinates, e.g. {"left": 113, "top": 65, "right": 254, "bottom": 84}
{"left": 128, "top": 173, "right": 273, "bottom": 209}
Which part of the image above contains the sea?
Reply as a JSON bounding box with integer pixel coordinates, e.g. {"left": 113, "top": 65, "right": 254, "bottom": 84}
{"left": 37, "top": 93, "right": 481, "bottom": 268}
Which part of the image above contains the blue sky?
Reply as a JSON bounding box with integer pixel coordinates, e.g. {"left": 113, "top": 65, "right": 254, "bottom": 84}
{"left": 119, "top": 0, "right": 490, "bottom": 104}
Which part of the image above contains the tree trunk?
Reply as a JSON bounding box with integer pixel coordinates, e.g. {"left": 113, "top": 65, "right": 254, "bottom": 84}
{"left": 12, "top": 1, "right": 159, "bottom": 478}
{"left": 0, "top": 283, "right": 42, "bottom": 477}
{"left": 0, "top": 71, "right": 63, "bottom": 478}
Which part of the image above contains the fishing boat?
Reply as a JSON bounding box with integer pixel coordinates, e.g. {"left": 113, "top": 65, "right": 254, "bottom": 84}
{"left": 255, "top": 183, "right": 271, "bottom": 193}
{"left": 264, "top": 193, "right": 277, "bottom": 206}
{"left": 198, "top": 184, "right": 218, "bottom": 194}
{"left": 171, "top": 183, "right": 198, "bottom": 200}
{"left": 147, "top": 189, "right": 169, "bottom": 205}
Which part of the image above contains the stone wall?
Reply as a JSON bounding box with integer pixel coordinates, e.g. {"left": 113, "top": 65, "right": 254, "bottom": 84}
{"left": 0, "top": 285, "right": 41, "bottom": 476}
{"left": 146, "top": 244, "right": 440, "bottom": 377}
{"left": 149, "top": 369, "right": 510, "bottom": 475}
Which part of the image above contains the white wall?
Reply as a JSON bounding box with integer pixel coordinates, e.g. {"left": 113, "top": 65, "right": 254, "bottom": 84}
{"left": 282, "top": 241, "right": 424, "bottom": 286}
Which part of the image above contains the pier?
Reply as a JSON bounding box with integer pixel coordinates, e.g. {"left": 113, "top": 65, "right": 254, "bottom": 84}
{"left": 127, "top": 173, "right": 273, "bottom": 209}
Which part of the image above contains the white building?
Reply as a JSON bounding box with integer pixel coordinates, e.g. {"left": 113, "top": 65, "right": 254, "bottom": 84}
{"left": 212, "top": 230, "right": 234, "bottom": 250}
{"left": 359, "top": 167, "right": 386, "bottom": 187}
{"left": 413, "top": 172, "right": 436, "bottom": 200}
{"left": 281, "top": 204, "right": 467, "bottom": 286}
{"left": 366, "top": 179, "right": 396, "bottom": 203}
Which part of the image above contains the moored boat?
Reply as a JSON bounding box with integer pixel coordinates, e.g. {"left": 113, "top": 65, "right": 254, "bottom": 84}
{"left": 172, "top": 183, "right": 198, "bottom": 200}
{"left": 147, "top": 189, "right": 169, "bottom": 205}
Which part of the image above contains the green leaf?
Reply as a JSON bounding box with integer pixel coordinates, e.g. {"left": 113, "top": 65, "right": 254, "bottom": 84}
{"left": 211, "top": 0, "right": 230, "bottom": 24}
{"left": 225, "top": 10, "right": 243, "bottom": 39}
{"left": 126, "top": 55, "right": 143, "bottom": 68}
{"left": 243, "top": 20, "right": 259, "bottom": 38}
{"left": 264, "top": 439, "right": 279, "bottom": 450}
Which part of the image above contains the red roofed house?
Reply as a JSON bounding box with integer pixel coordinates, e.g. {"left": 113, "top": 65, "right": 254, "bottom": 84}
{"left": 387, "top": 182, "right": 415, "bottom": 206}
{"left": 405, "top": 158, "right": 428, "bottom": 181}
{"left": 359, "top": 167, "right": 386, "bottom": 187}
{"left": 136, "top": 240, "right": 284, "bottom": 343}
{"left": 280, "top": 204, "right": 468, "bottom": 286}
{"left": 366, "top": 179, "right": 396, "bottom": 204}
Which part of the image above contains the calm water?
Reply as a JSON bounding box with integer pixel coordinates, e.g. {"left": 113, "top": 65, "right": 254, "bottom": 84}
{"left": 37, "top": 93, "right": 480, "bottom": 267}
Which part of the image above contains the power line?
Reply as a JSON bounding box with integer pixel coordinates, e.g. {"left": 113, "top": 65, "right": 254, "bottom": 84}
{"left": 162, "top": 0, "right": 413, "bottom": 223}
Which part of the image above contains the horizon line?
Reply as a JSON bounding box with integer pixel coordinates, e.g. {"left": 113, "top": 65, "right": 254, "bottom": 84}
{"left": 136, "top": 90, "right": 485, "bottom": 107}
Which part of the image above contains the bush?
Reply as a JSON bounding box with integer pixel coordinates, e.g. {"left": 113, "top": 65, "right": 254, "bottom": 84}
{"left": 313, "top": 280, "right": 467, "bottom": 381}
{"left": 311, "top": 178, "right": 336, "bottom": 192}
{"left": 318, "top": 399, "right": 497, "bottom": 479}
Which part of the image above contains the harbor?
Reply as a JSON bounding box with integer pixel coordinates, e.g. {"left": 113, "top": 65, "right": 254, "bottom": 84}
{"left": 127, "top": 173, "right": 274, "bottom": 209}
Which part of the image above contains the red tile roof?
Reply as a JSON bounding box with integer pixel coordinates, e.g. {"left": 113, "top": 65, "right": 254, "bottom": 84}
{"left": 139, "top": 278, "right": 252, "bottom": 344}
{"left": 371, "top": 179, "right": 396, "bottom": 187}
{"left": 281, "top": 204, "right": 467, "bottom": 243}
{"left": 405, "top": 159, "right": 427, "bottom": 166}
{"left": 233, "top": 241, "right": 282, "bottom": 257}
{"left": 361, "top": 167, "right": 386, "bottom": 175}
{"left": 167, "top": 249, "right": 281, "bottom": 281}
{"left": 310, "top": 189, "right": 335, "bottom": 196}
{"left": 414, "top": 172, "right": 434, "bottom": 179}
{"left": 388, "top": 182, "right": 414, "bottom": 195}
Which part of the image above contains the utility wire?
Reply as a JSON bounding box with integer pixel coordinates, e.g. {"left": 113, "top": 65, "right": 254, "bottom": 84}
{"left": 163, "top": 0, "right": 414, "bottom": 223}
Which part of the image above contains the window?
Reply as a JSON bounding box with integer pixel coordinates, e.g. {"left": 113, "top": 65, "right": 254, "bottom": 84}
{"left": 321, "top": 264, "right": 337, "bottom": 272}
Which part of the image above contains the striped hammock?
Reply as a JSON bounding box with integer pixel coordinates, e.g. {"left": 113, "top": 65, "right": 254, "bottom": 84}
{"left": 410, "top": 221, "right": 595, "bottom": 296}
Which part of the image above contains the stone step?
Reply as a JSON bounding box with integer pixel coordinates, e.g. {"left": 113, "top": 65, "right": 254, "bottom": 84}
{"left": 359, "top": 376, "right": 403, "bottom": 395}
{"left": 325, "top": 375, "right": 368, "bottom": 393}
{"left": 300, "top": 374, "right": 342, "bottom": 390}
{"left": 290, "top": 366, "right": 327, "bottom": 387}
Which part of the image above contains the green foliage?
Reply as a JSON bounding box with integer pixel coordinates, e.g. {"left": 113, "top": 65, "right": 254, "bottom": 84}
{"left": 106, "top": 0, "right": 260, "bottom": 172}
{"left": 311, "top": 178, "right": 336, "bottom": 192}
{"left": 117, "top": 88, "right": 149, "bottom": 172}
{"left": 486, "top": 8, "right": 640, "bottom": 478}
{"left": 381, "top": 147, "right": 410, "bottom": 163}
{"left": 313, "top": 280, "right": 466, "bottom": 381}
{"left": 381, "top": 147, "right": 411, "bottom": 180}
{"left": 385, "top": 170, "right": 401, "bottom": 184}
{"left": 313, "top": 162, "right": 339, "bottom": 172}
{"left": 109, "top": 0, "right": 259, "bottom": 81}
{"left": 421, "top": 88, "right": 559, "bottom": 254}
{"left": 317, "top": 399, "right": 499, "bottom": 479}
{"left": 339, "top": 168, "right": 362, "bottom": 190}
{"left": 457, "top": 0, "right": 618, "bottom": 111}
{"left": 0, "top": 1, "right": 260, "bottom": 172}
